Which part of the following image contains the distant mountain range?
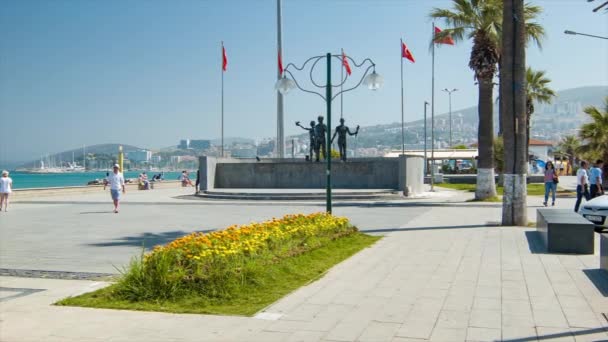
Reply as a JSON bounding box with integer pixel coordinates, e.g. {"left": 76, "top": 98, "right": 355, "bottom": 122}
{"left": 294, "top": 85, "right": 607, "bottom": 150}
{"left": 15, "top": 86, "right": 607, "bottom": 166}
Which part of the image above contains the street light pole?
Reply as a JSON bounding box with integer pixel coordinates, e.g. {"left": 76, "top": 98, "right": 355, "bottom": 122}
{"left": 276, "top": 53, "right": 382, "bottom": 214}
{"left": 442, "top": 88, "right": 458, "bottom": 148}
{"left": 424, "top": 101, "right": 429, "bottom": 175}
{"left": 325, "top": 53, "right": 332, "bottom": 213}
{"left": 564, "top": 30, "right": 608, "bottom": 40}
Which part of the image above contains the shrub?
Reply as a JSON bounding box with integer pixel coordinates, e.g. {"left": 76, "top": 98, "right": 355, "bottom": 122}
{"left": 113, "top": 213, "right": 356, "bottom": 301}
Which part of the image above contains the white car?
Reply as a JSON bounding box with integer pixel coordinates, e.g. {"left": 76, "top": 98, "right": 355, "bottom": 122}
{"left": 579, "top": 194, "right": 608, "bottom": 231}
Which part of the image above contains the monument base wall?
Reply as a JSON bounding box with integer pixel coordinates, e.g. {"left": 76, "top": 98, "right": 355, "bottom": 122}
{"left": 199, "top": 156, "right": 424, "bottom": 196}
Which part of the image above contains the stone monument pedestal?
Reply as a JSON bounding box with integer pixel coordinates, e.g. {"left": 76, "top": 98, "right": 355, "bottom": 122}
{"left": 199, "top": 156, "right": 424, "bottom": 197}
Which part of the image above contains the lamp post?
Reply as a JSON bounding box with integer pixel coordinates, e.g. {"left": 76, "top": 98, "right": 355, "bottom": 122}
{"left": 442, "top": 88, "right": 458, "bottom": 148}
{"left": 424, "top": 101, "right": 429, "bottom": 175}
{"left": 564, "top": 30, "right": 608, "bottom": 40}
{"left": 276, "top": 53, "right": 382, "bottom": 213}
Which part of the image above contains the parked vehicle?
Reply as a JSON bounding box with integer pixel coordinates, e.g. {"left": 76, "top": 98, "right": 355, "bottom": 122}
{"left": 579, "top": 195, "right": 608, "bottom": 232}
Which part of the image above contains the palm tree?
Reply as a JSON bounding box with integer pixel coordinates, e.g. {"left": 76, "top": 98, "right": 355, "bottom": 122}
{"left": 526, "top": 67, "right": 555, "bottom": 160}
{"left": 430, "top": 0, "right": 544, "bottom": 200}
{"left": 558, "top": 135, "right": 580, "bottom": 176}
{"left": 578, "top": 97, "right": 608, "bottom": 186}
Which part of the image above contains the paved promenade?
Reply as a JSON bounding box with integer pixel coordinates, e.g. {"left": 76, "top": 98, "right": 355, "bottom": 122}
{"left": 1, "top": 186, "right": 607, "bottom": 341}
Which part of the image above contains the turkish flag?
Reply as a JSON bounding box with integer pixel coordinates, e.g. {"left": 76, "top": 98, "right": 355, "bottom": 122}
{"left": 401, "top": 41, "right": 415, "bottom": 63}
{"left": 342, "top": 51, "right": 352, "bottom": 76}
{"left": 222, "top": 45, "right": 228, "bottom": 71}
{"left": 434, "top": 26, "right": 455, "bottom": 45}
{"left": 278, "top": 51, "right": 284, "bottom": 75}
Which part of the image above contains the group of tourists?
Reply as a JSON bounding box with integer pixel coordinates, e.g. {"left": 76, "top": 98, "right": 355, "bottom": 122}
{"left": 574, "top": 159, "right": 605, "bottom": 212}
{"left": 542, "top": 159, "right": 604, "bottom": 210}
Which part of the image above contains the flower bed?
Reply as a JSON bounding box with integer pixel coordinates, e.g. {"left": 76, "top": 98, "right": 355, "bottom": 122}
{"left": 111, "top": 213, "right": 357, "bottom": 302}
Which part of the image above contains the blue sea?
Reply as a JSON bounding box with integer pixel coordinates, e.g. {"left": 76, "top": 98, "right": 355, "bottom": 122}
{"left": 8, "top": 171, "right": 188, "bottom": 190}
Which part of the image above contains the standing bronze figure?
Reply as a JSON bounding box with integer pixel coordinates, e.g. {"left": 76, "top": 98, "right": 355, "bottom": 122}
{"left": 314, "top": 116, "right": 328, "bottom": 162}
{"left": 331, "top": 118, "right": 359, "bottom": 161}
{"left": 295, "top": 120, "right": 316, "bottom": 161}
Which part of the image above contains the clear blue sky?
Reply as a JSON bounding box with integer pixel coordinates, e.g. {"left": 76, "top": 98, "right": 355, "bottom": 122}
{"left": 1, "top": 0, "right": 607, "bottom": 165}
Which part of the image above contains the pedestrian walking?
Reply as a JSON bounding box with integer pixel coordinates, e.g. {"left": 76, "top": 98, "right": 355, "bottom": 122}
{"left": 0, "top": 170, "right": 13, "bottom": 212}
{"left": 106, "top": 164, "right": 125, "bottom": 213}
{"left": 574, "top": 161, "right": 591, "bottom": 212}
{"left": 590, "top": 159, "right": 604, "bottom": 198}
{"left": 195, "top": 170, "right": 200, "bottom": 194}
{"left": 543, "top": 161, "right": 558, "bottom": 207}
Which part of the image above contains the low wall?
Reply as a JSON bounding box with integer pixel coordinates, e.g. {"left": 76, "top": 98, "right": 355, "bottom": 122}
{"left": 199, "top": 156, "right": 424, "bottom": 196}
{"left": 423, "top": 174, "right": 545, "bottom": 184}
{"left": 11, "top": 181, "right": 180, "bottom": 201}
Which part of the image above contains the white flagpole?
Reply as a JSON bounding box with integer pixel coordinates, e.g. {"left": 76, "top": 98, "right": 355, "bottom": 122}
{"left": 400, "top": 38, "right": 405, "bottom": 157}
{"left": 341, "top": 48, "right": 344, "bottom": 120}
{"left": 430, "top": 23, "right": 436, "bottom": 191}
{"left": 221, "top": 41, "right": 225, "bottom": 158}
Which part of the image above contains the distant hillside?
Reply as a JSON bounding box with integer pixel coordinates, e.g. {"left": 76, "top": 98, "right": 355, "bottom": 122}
{"left": 18, "top": 144, "right": 142, "bottom": 169}
{"left": 287, "top": 85, "right": 607, "bottom": 150}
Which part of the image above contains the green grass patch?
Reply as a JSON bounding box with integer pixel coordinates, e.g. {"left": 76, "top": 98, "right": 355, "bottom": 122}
{"left": 57, "top": 232, "right": 380, "bottom": 316}
{"left": 436, "top": 183, "right": 572, "bottom": 196}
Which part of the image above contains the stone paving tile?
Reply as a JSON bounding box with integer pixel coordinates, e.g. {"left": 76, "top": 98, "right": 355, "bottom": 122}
{"left": 356, "top": 322, "right": 401, "bottom": 342}
{"left": 395, "top": 321, "right": 436, "bottom": 340}
{"left": 468, "top": 309, "right": 501, "bottom": 329}
{"left": 533, "top": 309, "right": 571, "bottom": 328}
{"left": 282, "top": 303, "right": 326, "bottom": 322}
{"left": 501, "top": 326, "right": 538, "bottom": 341}
{"left": 472, "top": 297, "right": 501, "bottom": 311}
{"left": 435, "top": 310, "right": 469, "bottom": 329}
{"left": 285, "top": 330, "right": 325, "bottom": 342}
{"left": 465, "top": 327, "right": 501, "bottom": 342}
{"left": 429, "top": 327, "right": 467, "bottom": 342}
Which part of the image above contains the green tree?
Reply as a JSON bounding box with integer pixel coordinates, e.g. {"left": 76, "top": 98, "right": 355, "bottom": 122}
{"left": 578, "top": 97, "right": 608, "bottom": 186}
{"left": 430, "top": 0, "right": 544, "bottom": 200}
{"left": 526, "top": 67, "right": 555, "bottom": 159}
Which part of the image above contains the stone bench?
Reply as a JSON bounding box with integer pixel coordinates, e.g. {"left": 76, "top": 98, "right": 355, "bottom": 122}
{"left": 601, "top": 234, "right": 608, "bottom": 272}
{"left": 536, "top": 209, "right": 595, "bottom": 254}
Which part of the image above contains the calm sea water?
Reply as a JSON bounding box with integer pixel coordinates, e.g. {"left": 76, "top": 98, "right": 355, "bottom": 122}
{"left": 8, "top": 171, "right": 188, "bottom": 190}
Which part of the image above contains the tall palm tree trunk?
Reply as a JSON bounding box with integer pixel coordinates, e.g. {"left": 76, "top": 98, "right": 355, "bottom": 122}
{"left": 475, "top": 78, "right": 498, "bottom": 200}
{"left": 501, "top": 0, "right": 528, "bottom": 226}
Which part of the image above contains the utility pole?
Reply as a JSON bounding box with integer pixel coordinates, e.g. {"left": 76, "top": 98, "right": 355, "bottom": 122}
{"left": 442, "top": 88, "right": 458, "bottom": 147}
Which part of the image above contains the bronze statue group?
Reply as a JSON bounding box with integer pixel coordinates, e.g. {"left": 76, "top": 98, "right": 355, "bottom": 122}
{"left": 296, "top": 116, "right": 359, "bottom": 162}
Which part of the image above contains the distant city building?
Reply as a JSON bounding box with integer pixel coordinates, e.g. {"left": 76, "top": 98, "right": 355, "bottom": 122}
{"left": 189, "top": 139, "right": 211, "bottom": 150}
{"left": 127, "top": 150, "right": 152, "bottom": 163}
{"left": 231, "top": 148, "right": 257, "bottom": 158}
{"left": 151, "top": 155, "right": 162, "bottom": 164}
{"left": 171, "top": 155, "right": 197, "bottom": 164}
{"left": 179, "top": 139, "right": 190, "bottom": 149}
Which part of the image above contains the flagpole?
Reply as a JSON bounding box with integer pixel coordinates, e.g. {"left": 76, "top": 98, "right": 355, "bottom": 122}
{"left": 221, "top": 41, "right": 225, "bottom": 158}
{"left": 430, "top": 23, "right": 436, "bottom": 192}
{"left": 400, "top": 38, "right": 405, "bottom": 157}
{"left": 340, "top": 48, "right": 344, "bottom": 120}
{"left": 276, "top": 0, "right": 285, "bottom": 158}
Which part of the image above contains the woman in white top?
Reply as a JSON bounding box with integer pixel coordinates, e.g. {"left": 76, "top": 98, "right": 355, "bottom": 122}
{"left": 0, "top": 170, "right": 13, "bottom": 212}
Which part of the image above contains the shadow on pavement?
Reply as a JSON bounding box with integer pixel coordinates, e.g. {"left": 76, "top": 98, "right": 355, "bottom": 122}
{"left": 501, "top": 327, "right": 608, "bottom": 342}
{"left": 363, "top": 224, "right": 499, "bottom": 233}
{"left": 583, "top": 269, "right": 608, "bottom": 297}
{"left": 86, "top": 229, "right": 216, "bottom": 250}
{"left": 524, "top": 231, "right": 548, "bottom": 254}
